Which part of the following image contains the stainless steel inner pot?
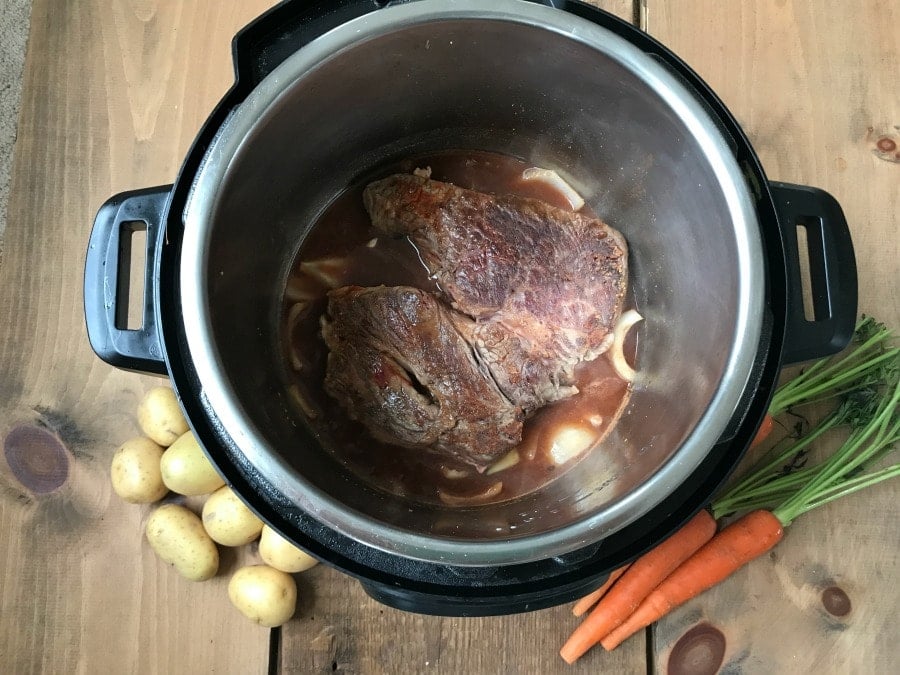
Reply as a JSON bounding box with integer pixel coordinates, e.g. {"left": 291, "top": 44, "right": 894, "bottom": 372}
{"left": 180, "top": 0, "right": 763, "bottom": 566}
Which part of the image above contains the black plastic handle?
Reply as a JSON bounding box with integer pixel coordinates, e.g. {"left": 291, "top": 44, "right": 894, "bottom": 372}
{"left": 770, "top": 181, "right": 858, "bottom": 365}
{"left": 84, "top": 186, "right": 171, "bottom": 375}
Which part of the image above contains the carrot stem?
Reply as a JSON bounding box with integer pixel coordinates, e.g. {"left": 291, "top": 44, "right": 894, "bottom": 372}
{"left": 795, "top": 463, "right": 900, "bottom": 516}
{"left": 720, "top": 413, "right": 839, "bottom": 502}
{"left": 775, "top": 376, "right": 900, "bottom": 525}
{"left": 559, "top": 510, "right": 716, "bottom": 664}
{"left": 572, "top": 564, "right": 631, "bottom": 617}
{"left": 770, "top": 348, "right": 898, "bottom": 414}
{"left": 768, "top": 318, "right": 894, "bottom": 415}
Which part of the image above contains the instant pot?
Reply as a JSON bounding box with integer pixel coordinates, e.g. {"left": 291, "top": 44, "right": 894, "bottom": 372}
{"left": 84, "top": 0, "right": 856, "bottom": 615}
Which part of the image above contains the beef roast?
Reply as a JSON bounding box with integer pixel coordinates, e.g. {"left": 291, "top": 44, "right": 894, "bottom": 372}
{"left": 363, "top": 174, "right": 628, "bottom": 411}
{"left": 322, "top": 285, "right": 523, "bottom": 468}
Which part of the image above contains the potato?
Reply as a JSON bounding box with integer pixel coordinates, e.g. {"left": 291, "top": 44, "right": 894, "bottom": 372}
{"left": 259, "top": 525, "right": 319, "bottom": 573}
{"left": 146, "top": 504, "right": 219, "bottom": 581}
{"left": 137, "top": 386, "right": 190, "bottom": 446}
{"left": 160, "top": 431, "right": 225, "bottom": 496}
{"left": 228, "top": 564, "right": 297, "bottom": 627}
{"left": 202, "top": 486, "right": 264, "bottom": 546}
{"left": 110, "top": 437, "right": 168, "bottom": 503}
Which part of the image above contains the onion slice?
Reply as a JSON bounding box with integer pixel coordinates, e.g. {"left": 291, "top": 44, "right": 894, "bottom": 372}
{"left": 299, "top": 257, "right": 346, "bottom": 289}
{"left": 284, "top": 275, "right": 318, "bottom": 303}
{"left": 485, "top": 449, "right": 520, "bottom": 476}
{"left": 549, "top": 425, "right": 597, "bottom": 466}
{"left": 440, "top": 466, "right": 470, "bottom": 480}
{"left": 287, "top": 385, "right": 317, "bottom": 420}
{"left": 521, "top": 167, "right": 585, "bottom": 211}
{"left": 438, "top": 481, "right": 503, "bottom": 506}
{"left": 286, "top": 301, "right": 310, "bottom": 371}
{"left": 610, "top": 309, "right": 644, "bottom": 382}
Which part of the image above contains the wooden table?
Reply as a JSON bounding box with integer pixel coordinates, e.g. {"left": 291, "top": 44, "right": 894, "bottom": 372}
{"left": 1, "top": 1, "right": 896, "bottom": 673}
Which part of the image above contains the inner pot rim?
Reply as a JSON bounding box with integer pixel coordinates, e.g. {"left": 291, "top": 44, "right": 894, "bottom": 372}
{"left": 179, "top": 0, "right": 764, "bottom": 566}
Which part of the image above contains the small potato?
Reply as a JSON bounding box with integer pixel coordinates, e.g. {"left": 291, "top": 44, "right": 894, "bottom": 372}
{"left": 228, "top": 564, "right": 297, "bottom": 627}
{"left": 146, "top": 504, "right": 219, "bottom": 581}
{"left": 202, "top": 486, "right": 264, "bottom": 546}
{"left": 110, "top": 437, "right": 168, "bottom": 503}
{"left": 160, "top": 431, "right": 225, "bottom": 496}
{"left": 259, "top": 525, "right": 319, "bottom": 573}
{"left": 137, "top": 386, "right": 190, "bottom": 446}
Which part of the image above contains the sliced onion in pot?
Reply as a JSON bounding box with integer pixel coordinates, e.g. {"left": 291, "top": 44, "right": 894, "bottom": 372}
{"left": 485, "top": 449, "right": 520, "bottom": 475}
{"left": 440, "top": 466, "right": 470, "bottom": 480}
{"left": 286, "top": 301, "right": 310, "bottom": 371}
{"left": 287, "top": 384, "right": 317, "bottom": 420}
{"left": 521, "top": 167, "right": 585, "bottom": 211}
{"left": 610, "top": 309, "right": 644, "bottom": 382}
{"left": 299, "top": 257, "right": 347, "bottom": 289}
{"left": 285, "top": 275, "right": 319, "bottom": 303}
{"left": 548, "top": 425, "right": 597, "bottom": 466}
{"left": 438, "top": 481, "right": 503, "bottom": 506}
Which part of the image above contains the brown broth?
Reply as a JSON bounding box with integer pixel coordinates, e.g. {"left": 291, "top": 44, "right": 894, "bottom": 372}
{"left": 281, "top": 150, "right": 634, "bottom": 506}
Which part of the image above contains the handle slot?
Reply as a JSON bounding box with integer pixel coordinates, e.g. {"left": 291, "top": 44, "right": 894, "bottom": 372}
{"left": 115, "top": 222, "right": 148, "bottom": 331}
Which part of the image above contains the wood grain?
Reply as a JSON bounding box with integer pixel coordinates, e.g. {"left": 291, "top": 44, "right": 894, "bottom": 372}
{"left": 0, "top": 1, "right": 277, "bottom": 673}
{"left": 647, "top": 2, "right": 900, "bottom": 673}
{"left": 279, "top": 566, "right": 645, "bottom": 675}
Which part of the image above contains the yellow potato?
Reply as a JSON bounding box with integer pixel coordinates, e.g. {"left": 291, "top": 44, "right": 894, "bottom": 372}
{"left": 160, "top": 431, "right": 225, "bottom": 496}
{"left": 110, "top": 437, "right": 168, "bottom": 503}
{"left": 228, "top": 564, "right": 297, "bottom": 627}
{"left": 202, "top": 486, "right": 264, "bottom": 546}
{"left": 137, "top": 386, "right": 190, "bottom": 447}
{"left": 258, "top": 525, "right": 319, "bottom": 573}
{"left": 146, "top": 504, "right": 219, "bottom": 581}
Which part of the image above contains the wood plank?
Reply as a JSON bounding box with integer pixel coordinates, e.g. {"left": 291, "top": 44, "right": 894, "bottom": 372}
{"left": 277, "top": 2, "right": 644, "bottom": 674}
{"left": 645, "top": 1, "right": 900, "bottom": 673}
{"left": 281, "top": 566, "right": 645, "bottom": 675}
{"left": 0, "top": 1, "right": 277, "bottom": 673}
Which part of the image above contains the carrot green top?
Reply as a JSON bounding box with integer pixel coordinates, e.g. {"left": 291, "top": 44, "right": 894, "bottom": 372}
{"left": 711, "top": 317, "right": 900, "bottom": 524}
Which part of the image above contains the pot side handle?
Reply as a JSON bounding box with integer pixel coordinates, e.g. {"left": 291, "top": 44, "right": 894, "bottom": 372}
{"left": 769, "top": 182, "right": 858, "bottom": 366}
{"left": 84, "top": 186, "right": 171, "bottom": 375}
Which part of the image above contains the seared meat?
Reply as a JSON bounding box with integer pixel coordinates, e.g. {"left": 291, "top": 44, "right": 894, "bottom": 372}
{"left": 363, "top": 174, "right": 628, "bottom": 410}
{"left": 322, "top": 285, "right": 523, "bottom": 468}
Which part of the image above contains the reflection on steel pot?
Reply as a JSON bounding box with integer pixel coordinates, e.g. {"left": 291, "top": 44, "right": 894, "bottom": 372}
{"left": 84, "top": 0, "right": 856, "bottom": 616}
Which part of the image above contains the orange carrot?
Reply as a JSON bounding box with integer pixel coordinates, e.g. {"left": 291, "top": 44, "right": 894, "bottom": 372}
{"left": 559, "top": 510, "right": 717, "bottom": 664}
{"left": 572, "top": 564, "right": 631, "bottom": 617}
{"left": 750, "top": 413, "right": 775, "bottom": 448}
{"left": 600, "top": 510, "right": 784, "bottom": 651}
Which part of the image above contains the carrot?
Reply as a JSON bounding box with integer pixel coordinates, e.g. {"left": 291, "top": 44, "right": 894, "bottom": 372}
{"left": 559, "top": 510, "right": 716, "bottom": 664}
{"left": 602, "top": 362, "right": 900, "bottom": 652}
{"left": 600, "top": 510, "right": 784, "bottom": 651}
{"left": 750, "top": 413, "right": 774, "bottom": 448}
{"left": 571, "top": 564, "right": 631, "bottom": 617}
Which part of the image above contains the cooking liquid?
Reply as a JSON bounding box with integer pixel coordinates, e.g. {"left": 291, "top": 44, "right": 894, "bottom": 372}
{"left": 281, "top": 151, "right": 634, "bottom": 505}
